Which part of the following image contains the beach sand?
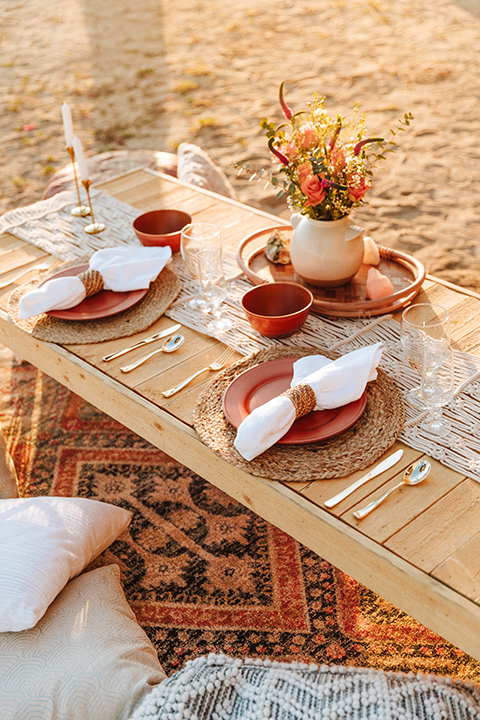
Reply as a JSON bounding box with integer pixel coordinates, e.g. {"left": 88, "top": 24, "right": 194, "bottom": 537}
{"left": 2, "top": 0, "right": 480, "bottom": 289}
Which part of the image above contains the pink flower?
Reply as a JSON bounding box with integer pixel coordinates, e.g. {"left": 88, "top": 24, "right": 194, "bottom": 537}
{"left": 268, "top": 136, "right": 289, "bottom": 165}
{"left": 296, "top": 161, "right": 311, "bottom": 184}
{"left": 23, "top": 124, "right": 36, "bottom": 132}
{"left": 281, "top": 140, "right": 299, "bottom": 160}
{"left": 296, "top": 124, "right": 318, "bottom": 150}
{"left": 331, "top": 146, "right": 346, "bottom": 172}
{"left": 279, "top": 81, "right": 294, "bottom": 120}
{"left": 353, "top": 137, "right": 383, "bottom": 155}
{"left": 347, "top": 176, "right": 370, "bottom": 202}
{"left": 300, "top": 174, "right": 326, "bottom": 207}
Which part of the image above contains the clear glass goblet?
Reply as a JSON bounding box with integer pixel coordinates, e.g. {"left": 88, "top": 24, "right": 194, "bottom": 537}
{"left": 196, "top": 247, "right": 233, "bottom": 335}
{"left": 180, "top": 222, "right": 222, "bottom": 310}
{"left": 421, "top": 344, "right": 455, "bottom": 436}
{"left": 401, "top": 303, "right": 450, "bottom": 409}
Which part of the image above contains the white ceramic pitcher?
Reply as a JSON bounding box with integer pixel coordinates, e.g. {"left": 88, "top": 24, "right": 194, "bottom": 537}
{"left": 289, "top": 213, "right": 365, "bottom": 287}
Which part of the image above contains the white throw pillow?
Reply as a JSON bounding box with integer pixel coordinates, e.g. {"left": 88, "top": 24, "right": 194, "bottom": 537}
{"left": 0, "top": 564, "right": 166, "bottom": 720}
{"left": 0, "top": 496, "right": 131, "bottom": 632}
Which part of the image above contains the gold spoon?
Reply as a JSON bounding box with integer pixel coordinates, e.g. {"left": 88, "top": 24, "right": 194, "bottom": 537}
{"left": 120, "top": 334, "right": 184, "bottom": 373}
{"left": 353, "top": 460, "right": 431, "bottom": 520}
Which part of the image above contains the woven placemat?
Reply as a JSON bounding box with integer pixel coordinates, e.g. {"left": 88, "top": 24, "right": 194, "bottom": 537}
{"left": 193, "top": 347, "right": 405, "bottom": 481}
{"left": 7, "top": 262, "right": 181, "bottom": 344}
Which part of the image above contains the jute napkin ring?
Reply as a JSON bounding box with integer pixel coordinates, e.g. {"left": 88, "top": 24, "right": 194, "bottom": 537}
{"left": 7, "top": 260, "right": 181, "bottom": 345}
{"left": 193, "top": 346, "right": 405, "bottom": 481}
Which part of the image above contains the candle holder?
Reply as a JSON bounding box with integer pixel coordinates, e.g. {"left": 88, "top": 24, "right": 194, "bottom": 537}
{"left": 81, "top": 179, "right": 105, "bottom": 234}
{"left": 66, "top": 146, "right": 91, "bottom": 217}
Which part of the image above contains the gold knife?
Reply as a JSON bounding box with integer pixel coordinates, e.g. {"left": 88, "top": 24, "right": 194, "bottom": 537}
{"left": 323, "top": 449, "right": 404, "bottom": 508}
{"left": 102, "top": 324, "right": 182, "bottom": 362}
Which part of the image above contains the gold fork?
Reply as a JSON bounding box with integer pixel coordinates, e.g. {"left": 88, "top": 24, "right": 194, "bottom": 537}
{"left": 0, "top": 257, "right": 58, "bottom": 290}
{"left": 162, "top": 347, "right": 235, "bottom": 398}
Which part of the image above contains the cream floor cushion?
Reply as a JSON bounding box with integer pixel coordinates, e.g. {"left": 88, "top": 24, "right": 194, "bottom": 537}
{"left": 0, "top": 564, "right": 166, "bottom": 720}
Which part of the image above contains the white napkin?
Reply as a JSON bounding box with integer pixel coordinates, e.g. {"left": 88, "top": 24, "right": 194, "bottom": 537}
{"left": 233, "top": 343, "right": 383, "bottom": 461}
{"left": 18, "top": 246, "right": 172, "bottom": 319}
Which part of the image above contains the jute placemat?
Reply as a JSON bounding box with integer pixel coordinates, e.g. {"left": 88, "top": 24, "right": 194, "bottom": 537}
{"left": 7, "top": 263, "right": 181, "bottom": 345}
{"left": 193, "top": 347, "right": 405, "bottom": 481}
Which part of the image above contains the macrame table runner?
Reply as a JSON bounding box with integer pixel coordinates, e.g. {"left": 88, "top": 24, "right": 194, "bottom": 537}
{"left": 2, "top": 188, "right": 480, "bottom": 483}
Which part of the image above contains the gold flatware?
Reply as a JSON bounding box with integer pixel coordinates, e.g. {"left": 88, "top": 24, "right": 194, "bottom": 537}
{"left": 0, "top": 257, "right": 58, "bottom": 289}
{"left": 353, "top": 460, "right": 431, "bottom": 520}
{"left": 162, "top": 347, "right": 235, "bottom": 397}
{"left": 120, "top": 334, "right": 185, "bottom": 373}
{"left": 102, "top": 323, "right": 182, "bottom": 362}
{"left": 324, "top": 449, "right": 404, "bottom": 508}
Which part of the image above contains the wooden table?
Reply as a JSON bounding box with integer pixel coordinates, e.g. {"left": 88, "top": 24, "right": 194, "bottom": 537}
{"left": 1, "top": 168, "right": 480, "bottom": 661}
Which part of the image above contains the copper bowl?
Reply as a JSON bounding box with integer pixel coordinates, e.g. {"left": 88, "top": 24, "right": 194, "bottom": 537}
{"left": 133, "top": 209, "right": 192, "bottom": 252}
{"left": 241, "top": 282, "right": 313, "bottom": 338}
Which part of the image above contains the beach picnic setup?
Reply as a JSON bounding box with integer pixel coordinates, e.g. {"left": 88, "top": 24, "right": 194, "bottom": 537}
{"left": 2, "top": 85, "right": 480, "bottom": 718}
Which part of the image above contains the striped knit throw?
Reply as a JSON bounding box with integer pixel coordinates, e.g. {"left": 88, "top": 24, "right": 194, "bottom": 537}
{"left": 130, "top": 653, "right": 480, "bottom": 720}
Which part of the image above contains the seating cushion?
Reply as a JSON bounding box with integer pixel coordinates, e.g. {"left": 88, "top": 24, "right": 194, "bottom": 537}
{"left": 0, "top": 564, "right": 166, "bottom": 720}
{"left": 0, "top": 496, "right": 131, "bottom": 632}
{"left": 130, "top": 652, "right": 480, "bottom": 720}
{"left": 177, "top": 142, "right": 238, "bottom": 199}
{"left": 0, "top": 422, "right": 18, "bottom": 499}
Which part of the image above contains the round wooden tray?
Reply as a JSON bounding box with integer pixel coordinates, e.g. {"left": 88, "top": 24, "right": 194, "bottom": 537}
{"left": 236, "top": 225, "right": 426, "bottom": 318}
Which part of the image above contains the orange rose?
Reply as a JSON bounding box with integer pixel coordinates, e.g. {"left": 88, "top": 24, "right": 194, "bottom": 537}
{"left": 300, "top": 175, "right": 326, "bottom": 207}
{"left": 347, "top": 176, "right": 370, "bottom": 202}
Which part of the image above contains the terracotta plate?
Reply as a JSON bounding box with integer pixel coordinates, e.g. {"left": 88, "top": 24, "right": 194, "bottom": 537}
{"left": 223, "top": 357, "right": 367, "bottom": 444}
{"left": 43, "top": 264, "right": 148, "bottom": 321}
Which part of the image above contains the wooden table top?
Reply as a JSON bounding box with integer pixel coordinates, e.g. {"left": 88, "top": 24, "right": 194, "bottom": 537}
{"left": 1, "top": 168, "right": 480, "bottom": 661}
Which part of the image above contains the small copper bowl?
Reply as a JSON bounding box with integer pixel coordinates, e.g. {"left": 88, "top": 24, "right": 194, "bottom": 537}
{"left": 241, "top": 282, "right": 313, "bottom": 338}
{"left": 133, "top": 209, "right": 192, "bottom": 252}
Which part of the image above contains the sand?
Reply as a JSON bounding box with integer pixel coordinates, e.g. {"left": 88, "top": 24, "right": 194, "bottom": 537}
{"left": 2, "top": 0, "right": 480, "bottom": 289}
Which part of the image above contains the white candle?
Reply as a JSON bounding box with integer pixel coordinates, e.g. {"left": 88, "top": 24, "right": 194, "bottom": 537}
{"left": 61, "top": 102, "right": 74, "bottom": 148}
{"left": 72, "top": 136, "right": 89, "bottom": 182}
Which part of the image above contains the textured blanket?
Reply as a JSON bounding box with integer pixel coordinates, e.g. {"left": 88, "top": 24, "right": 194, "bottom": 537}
{"left": 130, "top": 653, "right": 480, "bottom": 720}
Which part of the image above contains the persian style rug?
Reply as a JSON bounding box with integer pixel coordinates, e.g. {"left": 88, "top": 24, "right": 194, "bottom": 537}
{"left": 1, "top": 346, "right": 479, "bottom": 681}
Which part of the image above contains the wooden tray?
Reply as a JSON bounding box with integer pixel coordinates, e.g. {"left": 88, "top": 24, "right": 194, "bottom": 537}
{"left": 236, "top": 225, "right": 426, "bottom": 318}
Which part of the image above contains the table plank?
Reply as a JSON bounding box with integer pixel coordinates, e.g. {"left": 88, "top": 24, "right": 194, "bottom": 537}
{"left": 385, "top": 480, "right": 480, "bottom": 574}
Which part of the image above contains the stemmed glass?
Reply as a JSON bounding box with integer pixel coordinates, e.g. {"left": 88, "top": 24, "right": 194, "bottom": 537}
{"left": 196, "top": 247, "right": 233, "bottom": 335}
{"left": 180, "top": 223, "right": 222, "bottom": 310}
{"left": 401, "top": 303, "right": 450, "bottom": 409}
{"left": 421, "top": 343, "right": 455, "bottom": 436}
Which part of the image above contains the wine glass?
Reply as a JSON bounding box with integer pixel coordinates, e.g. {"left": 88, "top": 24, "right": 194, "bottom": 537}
{"left": 401, "top": 303, "right": 450, "bottom": 409}
{"left": 196, "top": 247, "right": 233, "bottom": 335}
{"left": 180, "top": 222, "right": 222, "bottom": 310}
{"left": 421, "top": 343, "right": 455, "bottom": 436}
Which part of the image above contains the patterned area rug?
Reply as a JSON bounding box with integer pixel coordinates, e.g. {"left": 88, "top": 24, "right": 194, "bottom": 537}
{"left": 1, "top": 346, "right": 480, "bottom": 681}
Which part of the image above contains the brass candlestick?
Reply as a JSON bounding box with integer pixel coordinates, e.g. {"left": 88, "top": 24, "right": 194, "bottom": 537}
{"left": 66, "top": 146, "right": 91, "bottom": 217}
{"left": 82, "top": 179, "right": 105, "bottom": 234}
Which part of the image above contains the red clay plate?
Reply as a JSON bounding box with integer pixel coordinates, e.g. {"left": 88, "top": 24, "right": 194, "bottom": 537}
{"left": 42, "top": 264, "right": 148, "bottom": 321}
{"left": 223, "top": 357, "right": 367, "bottom": 444}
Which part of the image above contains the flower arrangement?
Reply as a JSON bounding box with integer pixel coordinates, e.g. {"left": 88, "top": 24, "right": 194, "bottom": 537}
{"left": 256, "top": 83, "right": 413, "bottom": 221}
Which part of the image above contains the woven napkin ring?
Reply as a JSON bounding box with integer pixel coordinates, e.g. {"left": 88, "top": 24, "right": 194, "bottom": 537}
{"left": 281, "top": 383, "right": 317, "bottom": 418}
{"left": 77, "top": 269, "right": 104, "bottom": 298}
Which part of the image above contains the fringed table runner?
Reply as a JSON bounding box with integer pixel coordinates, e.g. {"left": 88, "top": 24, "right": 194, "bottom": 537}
{"left": 2, "top": 189, "right": 480, "bottom": 482}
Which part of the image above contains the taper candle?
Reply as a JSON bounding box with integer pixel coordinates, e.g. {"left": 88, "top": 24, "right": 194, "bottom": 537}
{"left": 61, "top": 102, "right": 74, "bottom": 148}
{"left": 72, "top": 135, "right": 89, "bottom": 182}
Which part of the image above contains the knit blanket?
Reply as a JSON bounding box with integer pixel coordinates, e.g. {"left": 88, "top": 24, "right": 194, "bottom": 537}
{"left": 129, "top": 653, "right": 480, "bottom": 720}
